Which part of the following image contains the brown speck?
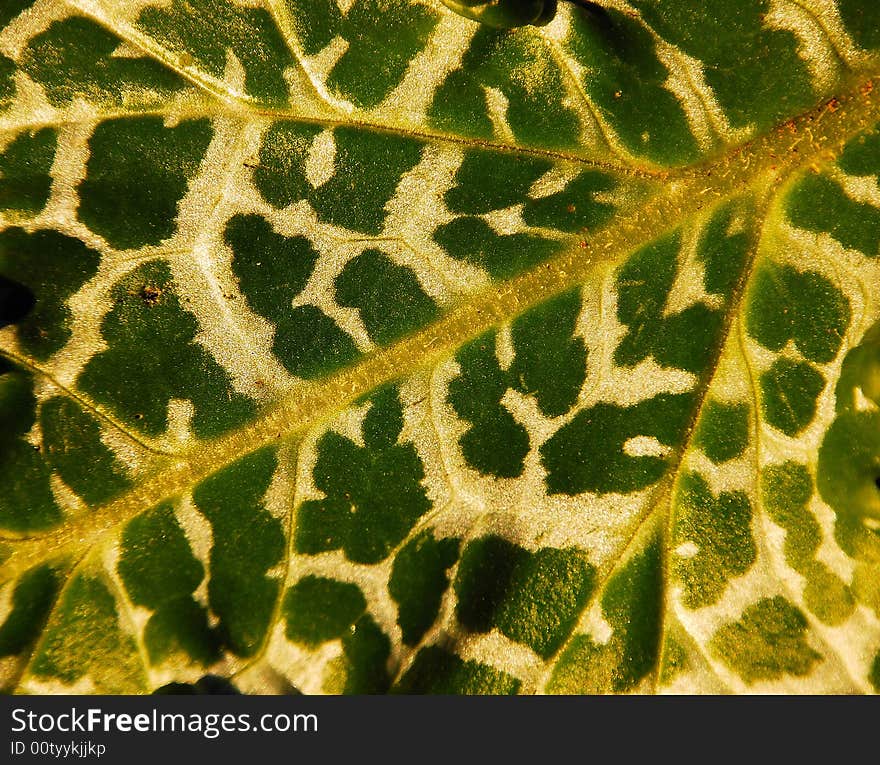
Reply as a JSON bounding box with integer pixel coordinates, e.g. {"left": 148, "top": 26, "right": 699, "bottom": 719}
{"left": 140, "top": 284, "right": 163, "bottom": 306}
{"left": 566, "top": 203, "right": 576, "bottom": 213}
{"left": 826, "top": 97, "right": 840, "bottom": 112}
{"left": 861, "top": 81, "right": 874, "bottom": 96}
{"left": 613, "top": 90, "right": 622, "bottom": 99}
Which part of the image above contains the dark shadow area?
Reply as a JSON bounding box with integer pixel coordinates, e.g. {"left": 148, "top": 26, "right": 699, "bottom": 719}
{"left": 0, "top": 275, "right": 34, "bottom": 328}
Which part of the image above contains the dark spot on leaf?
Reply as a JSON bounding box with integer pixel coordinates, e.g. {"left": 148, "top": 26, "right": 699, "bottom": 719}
{"left": 0, "top": 275, "right": 35, "bottom": 327}
{"left": 139, "top": 284, "right": 163, "bottom": 306}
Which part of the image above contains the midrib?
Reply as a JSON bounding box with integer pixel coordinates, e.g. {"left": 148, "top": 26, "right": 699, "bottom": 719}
{"left": 2, "top": 72, "right": 880, "bottom": 583}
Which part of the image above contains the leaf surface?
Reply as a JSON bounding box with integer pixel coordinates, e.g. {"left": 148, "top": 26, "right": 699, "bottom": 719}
{"left": 1, "top": 0, "right": 880, "bottom": 694}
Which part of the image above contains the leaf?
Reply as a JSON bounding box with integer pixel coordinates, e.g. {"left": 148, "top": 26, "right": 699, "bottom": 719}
{"left": 0, "top": 0, "right": 879, "bottom": 695}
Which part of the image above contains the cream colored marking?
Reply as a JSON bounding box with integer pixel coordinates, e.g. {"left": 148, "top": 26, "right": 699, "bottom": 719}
{"left": 378, "top": 9, "right": 476, "bottom": 127}
{"left": 458, "top": 629, "right": 543, "bottom": 681}
{"left": 828, "top": 165, "right": 880, "bottom": 207}
{"left": 658, "top": 42, "right": 750, "bottom": 148}
{"left": 768, "top": 0, "right": 843, "bottom": 92}
{"left": 304, "top": 128, "right": 336, "bottom": 188}
{"left": 482, "top": 85, "right": 515, "bottom": 144}
{"left": 299, "top": 37, "right": 350, "bottom": 107}
{"left": 577, "top": 600, "right": 613, "bottom": 644}
{"left": 623, "top": 435, "right": 670, "bottom": 458}
{"left": 781, "top": 0, "right": 876, "bottom": 71}
{"left": 286, "top": 209, "right": 375, "bottom": 353}
{"left": 169, "top": 116, "right": 296, "bottom": 401}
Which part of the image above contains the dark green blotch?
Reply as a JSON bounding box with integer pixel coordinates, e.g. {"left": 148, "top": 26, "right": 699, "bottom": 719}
{"left": 138, "top": 0, "right": 294, "bottom": 105}
{"left": 155, "top": 675, "right": 242, "bottom": 695}
{"left": 335, "top": 249, "right": 438, "bottom": 346}
{"left": 711, "top": 596, "right": 822, "bottom": 683}
{"left": 763, "top": 462, "right": 855, "bottom": 625}
{"left": 193, "top": 447, "right": 285, "bottom": 657}
{"left": 117, "top": 505, "right": 219, "bottom": 665}
{"left": 871, "top": 651, "right": 880, "bottom": 693}
{"left": 429, "top": 25, "right": 581, "bottom": 151}
{"left": 435, "top": 217, "right": 559, "bottom": 280}
{"left": 254, "top": 125, "right": 424, "bottom": 236}
{"left": 817, "top": 411, "right": 880, "bottom": 522}
{"left": 698, "top": 200, "right": 751, "bottom": 299}
{"left": 441, "top": 0, "right": 557, "bottom": 28}
{"left": 389, "top": 532, "right": 460, "bottom": 646}
{"left": 0, "top": 363, "right": 61, "bottom": 532}
{"left": 30, "top": 574, "right": 145, "bottom": 692}
{"left": 393, "top": 646, "right": 520, "bottom": 694}
{"left": 253, "top": 122, "right": 321, "bottom": 207}
{"left": 144, "top": 597, "right": 220, "bottom": 666}
{"left": 277, "top": 305, "right": 361, "bottom": 380}
{"left": 447, "top": 331, "right": 530, "bottom": 478}
{"left": 448, "top": 291, "right": 586, "bottom": 478}
{"left": 615, "top": 232, "right": 723, "bottom": 374}
{"left": 0, "top": 566, "right": 59, "bottom": 659}
{"left": 454, "top": 535, "right": 595, "bottom": 658}
{"left": 284, "top": 0, "right": 341, "bottom": 54}
{"left": 78, "top": 116, "right": 212, "bottom": 249}
{"left": 326, "top": 0, "right": 439, "bottom": 108}
{"left": 0, "top": 228, "right": 101, "bottom": 360}
{"left": 541, "top": 392, "right": 694, "bottom": 495}
{"left": 77, "top": 260, "right": 256, "bottom": 438}
{"left": 445, "top": 151, "right": 550, "bottom": 214}
{"left": 510, "top": 288, "right": 587, "bottom": 417}
{"left": 838, "top": 129, "right": 880, "bottom": 177}
{"left": 288, "top": 0, "right": 438, "bottom": 108}
{"left": 838, "top": 0, "right": 880, "bottom": 51}
{"left": 295, "top": 385, "right": 431, "bottom": 564}
{"left": 600, "top": 539, "right": 663, "bottom": 690}
{"left": 334, "top": 615, "right": 391, "bottom": 694}
{"left": 40, "top": 396, "right": 130, "bottom": 506}
{"left": 226, "top": 214, "right": 358, "bottom": 379}
{"left": 835, "top": 320, "right": 880, "bottom": 412}
{"left": 673, "top": 471, "right": 756, "bottom": 608}
{"left": 226, "top": 214, "right": 317, "bottom": 316}
{"left": 786, "top": 173, "right": 880, "bottom": 258}
{"left": 746, "top": 261, "right": 850, "bottom": 363}
{"left": 694, "top": 399, "right": 749, "bottom": 464}
{"left": 759, "top": 358, "right": 825, "bottom": 437}
{"left": 284, "top": 576, "right": 366, "bottom": 647}
{"left": 548, "top": 539, "right": 662, "bottom": 693}
{"left": 566, "top": 6, "right": 699, "bottom": 165}
{"left": 312, "top": 128, "right": 423, "bottom": 235}
{"left": 21, "top": 17, "right": 186, "bottom": 107}
{"left": 118, "top": 504, "right": 204, "bottom": 610}
{"left": 522, "top": 171, "right": 617, "bottom": 234}
{"left": 628, "top": 0, "right": 814, "bottom": 134}
{"left": 762, "top": 462, "right": 816, "bottom": 569}
{"left": 0, "top": 128, "right": 56, "bottom": 215}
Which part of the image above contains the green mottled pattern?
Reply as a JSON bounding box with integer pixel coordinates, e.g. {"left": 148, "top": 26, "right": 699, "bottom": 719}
{"left": 711, "top": 597, "right": 823, "bottom": 684}
{"left": 1, "top": 0, "right": 879, "bottom": 696}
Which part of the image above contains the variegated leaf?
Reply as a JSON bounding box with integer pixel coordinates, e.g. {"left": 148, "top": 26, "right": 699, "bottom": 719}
{"left": 1, "top": 0, "right": 879, "bottom": 695}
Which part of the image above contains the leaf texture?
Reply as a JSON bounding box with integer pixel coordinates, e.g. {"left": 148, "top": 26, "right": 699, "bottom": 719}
{"left": 1, "top": 0, "right": 879, "bottom": 695}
